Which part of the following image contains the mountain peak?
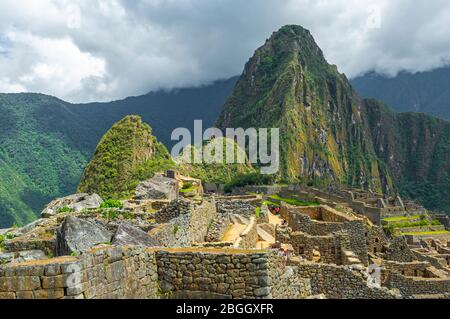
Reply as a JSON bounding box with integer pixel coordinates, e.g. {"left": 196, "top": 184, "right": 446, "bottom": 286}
{"left": 77, "top": 115, "right": 173, "bottom": 199}
{"left": 259, "top": 25, "right": 327, "bottom": 67}
{"left": 217, "top": 25, "right": 389, "bottom": 191}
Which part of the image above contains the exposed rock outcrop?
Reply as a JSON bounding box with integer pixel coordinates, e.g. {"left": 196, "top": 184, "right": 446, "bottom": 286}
{"left": 41, "top": 194, "right": 103, "bottom": 218}
{"left": 135, "top": 174, "right": 179, "bottom": 201}
{"left": 112, "top": 222, "right": 160, "bottom": 247}
{"left": 56, "top": 216, "right": 113, "bottom": 256}
{"left": 0, "top": 250, "right": 47, "bottom": 265}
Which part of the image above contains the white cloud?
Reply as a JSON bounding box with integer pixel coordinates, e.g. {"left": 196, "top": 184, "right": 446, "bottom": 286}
{"left": 0, "top": 0, "right": 449, "bottom": 102}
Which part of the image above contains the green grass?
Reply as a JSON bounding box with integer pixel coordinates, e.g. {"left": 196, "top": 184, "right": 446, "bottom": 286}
{"left": 262, "top": 200, "right": 279, "bottom": 207}
{"left": 268, "top": 194, "right": 320, "bottom": 207}
{"left": 400, "top": 230, "right": 450, "bottom": 236}
{"left": 383, "top": 215, "right": 423, "bottom": 223}
{"left": 387, "top": 219, "right": 442, "bottom": 229}
{"left": 57, "top": 206, "right": 75, "bottom": 214}
{"left": 180, "top": 182, "right": 195, "bottom": 194}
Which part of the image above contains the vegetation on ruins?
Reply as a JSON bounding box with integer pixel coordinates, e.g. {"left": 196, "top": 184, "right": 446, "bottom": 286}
{"left": 389, "top": 219, "right": 441, "bottom": 229}
{"left": 255, "top": 207, "right": 262, "bottom": 218}
{"left": 400, "top": 230, "right": 450, "bottom": 236}
{"left": 57, "top": 206, "right": 75, "bottom": 214}
{"left": 180, "top": 182, "right": 195, "bottom": 194}
{"left": 100, "top": 199, "right": 124, "bottom": 209}
{"left": 0, "top": 235, "right": 4, "bottom": 251}
{"left": 383, "top": 215, "right": 425, "bottom": 223}
{"left": 268, "top": 194, "right": 320, "bottom": 207}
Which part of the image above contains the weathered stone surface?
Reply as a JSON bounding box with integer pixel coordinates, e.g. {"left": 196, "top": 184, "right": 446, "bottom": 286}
{"left": 56, "top": 217, "right": 113, "bottom": 256}
{"left": 135, "top": 174, "right": 179, "bottom": 201}
{"left": 0, "top": 250, "right": 47, "bottom": 265}
{"left": 41, "top": 194, "right": 103, "bottom": 218}
{"left": 112, "top": 222, "right": 160, "bottom": 247}
{"left": 0, "top": 253, "right": 14, "bottom": 264}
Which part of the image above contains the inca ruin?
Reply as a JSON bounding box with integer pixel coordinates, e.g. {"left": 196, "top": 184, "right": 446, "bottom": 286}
{"left": 1, "top": 171, "right": 449, "bottom": 299}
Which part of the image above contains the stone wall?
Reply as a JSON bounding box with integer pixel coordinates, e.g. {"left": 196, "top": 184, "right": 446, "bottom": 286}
{"left": 150, "top": 198, "right": 217, "bottom": 247}
{"left": 268, "top": 255, "right": 310, "bottom": 299}
{"left": 216, "top": 199, "right": 260, "bottom": 218}
{"left": 0, "top": 246, "right": 159, "bottom": 299}
{"left": 155, "top": 249, "right": 302, "bottom": 299}
{"left": 385, "top": 236, "right": 416, "bottom": 262}
{"left": 367, "top": 226, "right": 388, "bottom": 255}
{"left": 386, "top": 273, "right": 450, "bottom": 297}
{"left": 411, "top": 249, "right": 450, "bottom": 272}
{"left": 281, "top": 206, "right": 369, "bottom": 264}
{"left": 156, "top": 199, "right": 193, "bottom": 224}
{"left": 205, "top": 213, "right": 231, "bottom": 242}
{"left": 380, "top": 260, "right": 432, "bottom": 282}
{"left": 295, "top": 261, "right": 400, "bottom": 299}
{"left": 288, "top": 231, "right": 346, "bottom": 264}
{"left": 234, "top": 217, "right": 258, "bottom": 249}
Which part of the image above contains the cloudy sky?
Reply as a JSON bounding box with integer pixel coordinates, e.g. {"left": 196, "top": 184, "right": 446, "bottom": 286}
{"left": 1, "top": 0, "right": 450, "bottom": 103}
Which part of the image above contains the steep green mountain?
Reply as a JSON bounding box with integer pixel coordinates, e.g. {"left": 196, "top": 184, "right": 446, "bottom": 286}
{"left": 0, "top": 93, "right": 97, "bottom": 227}
{"left": 0, "top": 78, "right": 237, "bottom": 227}
{"left": 217, "top": 25, "right": 393, "bottom": 192}
{"left": 351, "top": 68, "right": 450, "bottom": 120}
{"left": 364, "top": 100, "right": 450, "bottom": 212}
{"left": 216, "top": 25, "right": 450, "bottom": 213}
{"left": 78, "top": 115, "right": 174, "bottom": 199}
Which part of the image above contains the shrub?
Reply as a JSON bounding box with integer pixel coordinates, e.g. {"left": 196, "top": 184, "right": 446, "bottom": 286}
{"left": 5, "top": 233, "right": 14, "bottom": 240}
{"left": 255, "top": 207, "right": 261, "bottom": 218}
{"left": 100, "top": 199, "right": 124, "bottom": 209}
{"left": 58, "top": 206, "right": 74, "bottom": 214}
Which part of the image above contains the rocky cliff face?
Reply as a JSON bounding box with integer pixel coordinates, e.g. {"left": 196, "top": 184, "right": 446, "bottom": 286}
{"left": 365, "top": 100, "right": 450, "bottom": 212}
{"left": 217, "top": 25, "right": 391, "bottom": 192}
{"left": 216, "top": 25, "right": 450, "bottom": 212}
{"left": 77, "top": 115, "right": 174, "bottom": 199}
